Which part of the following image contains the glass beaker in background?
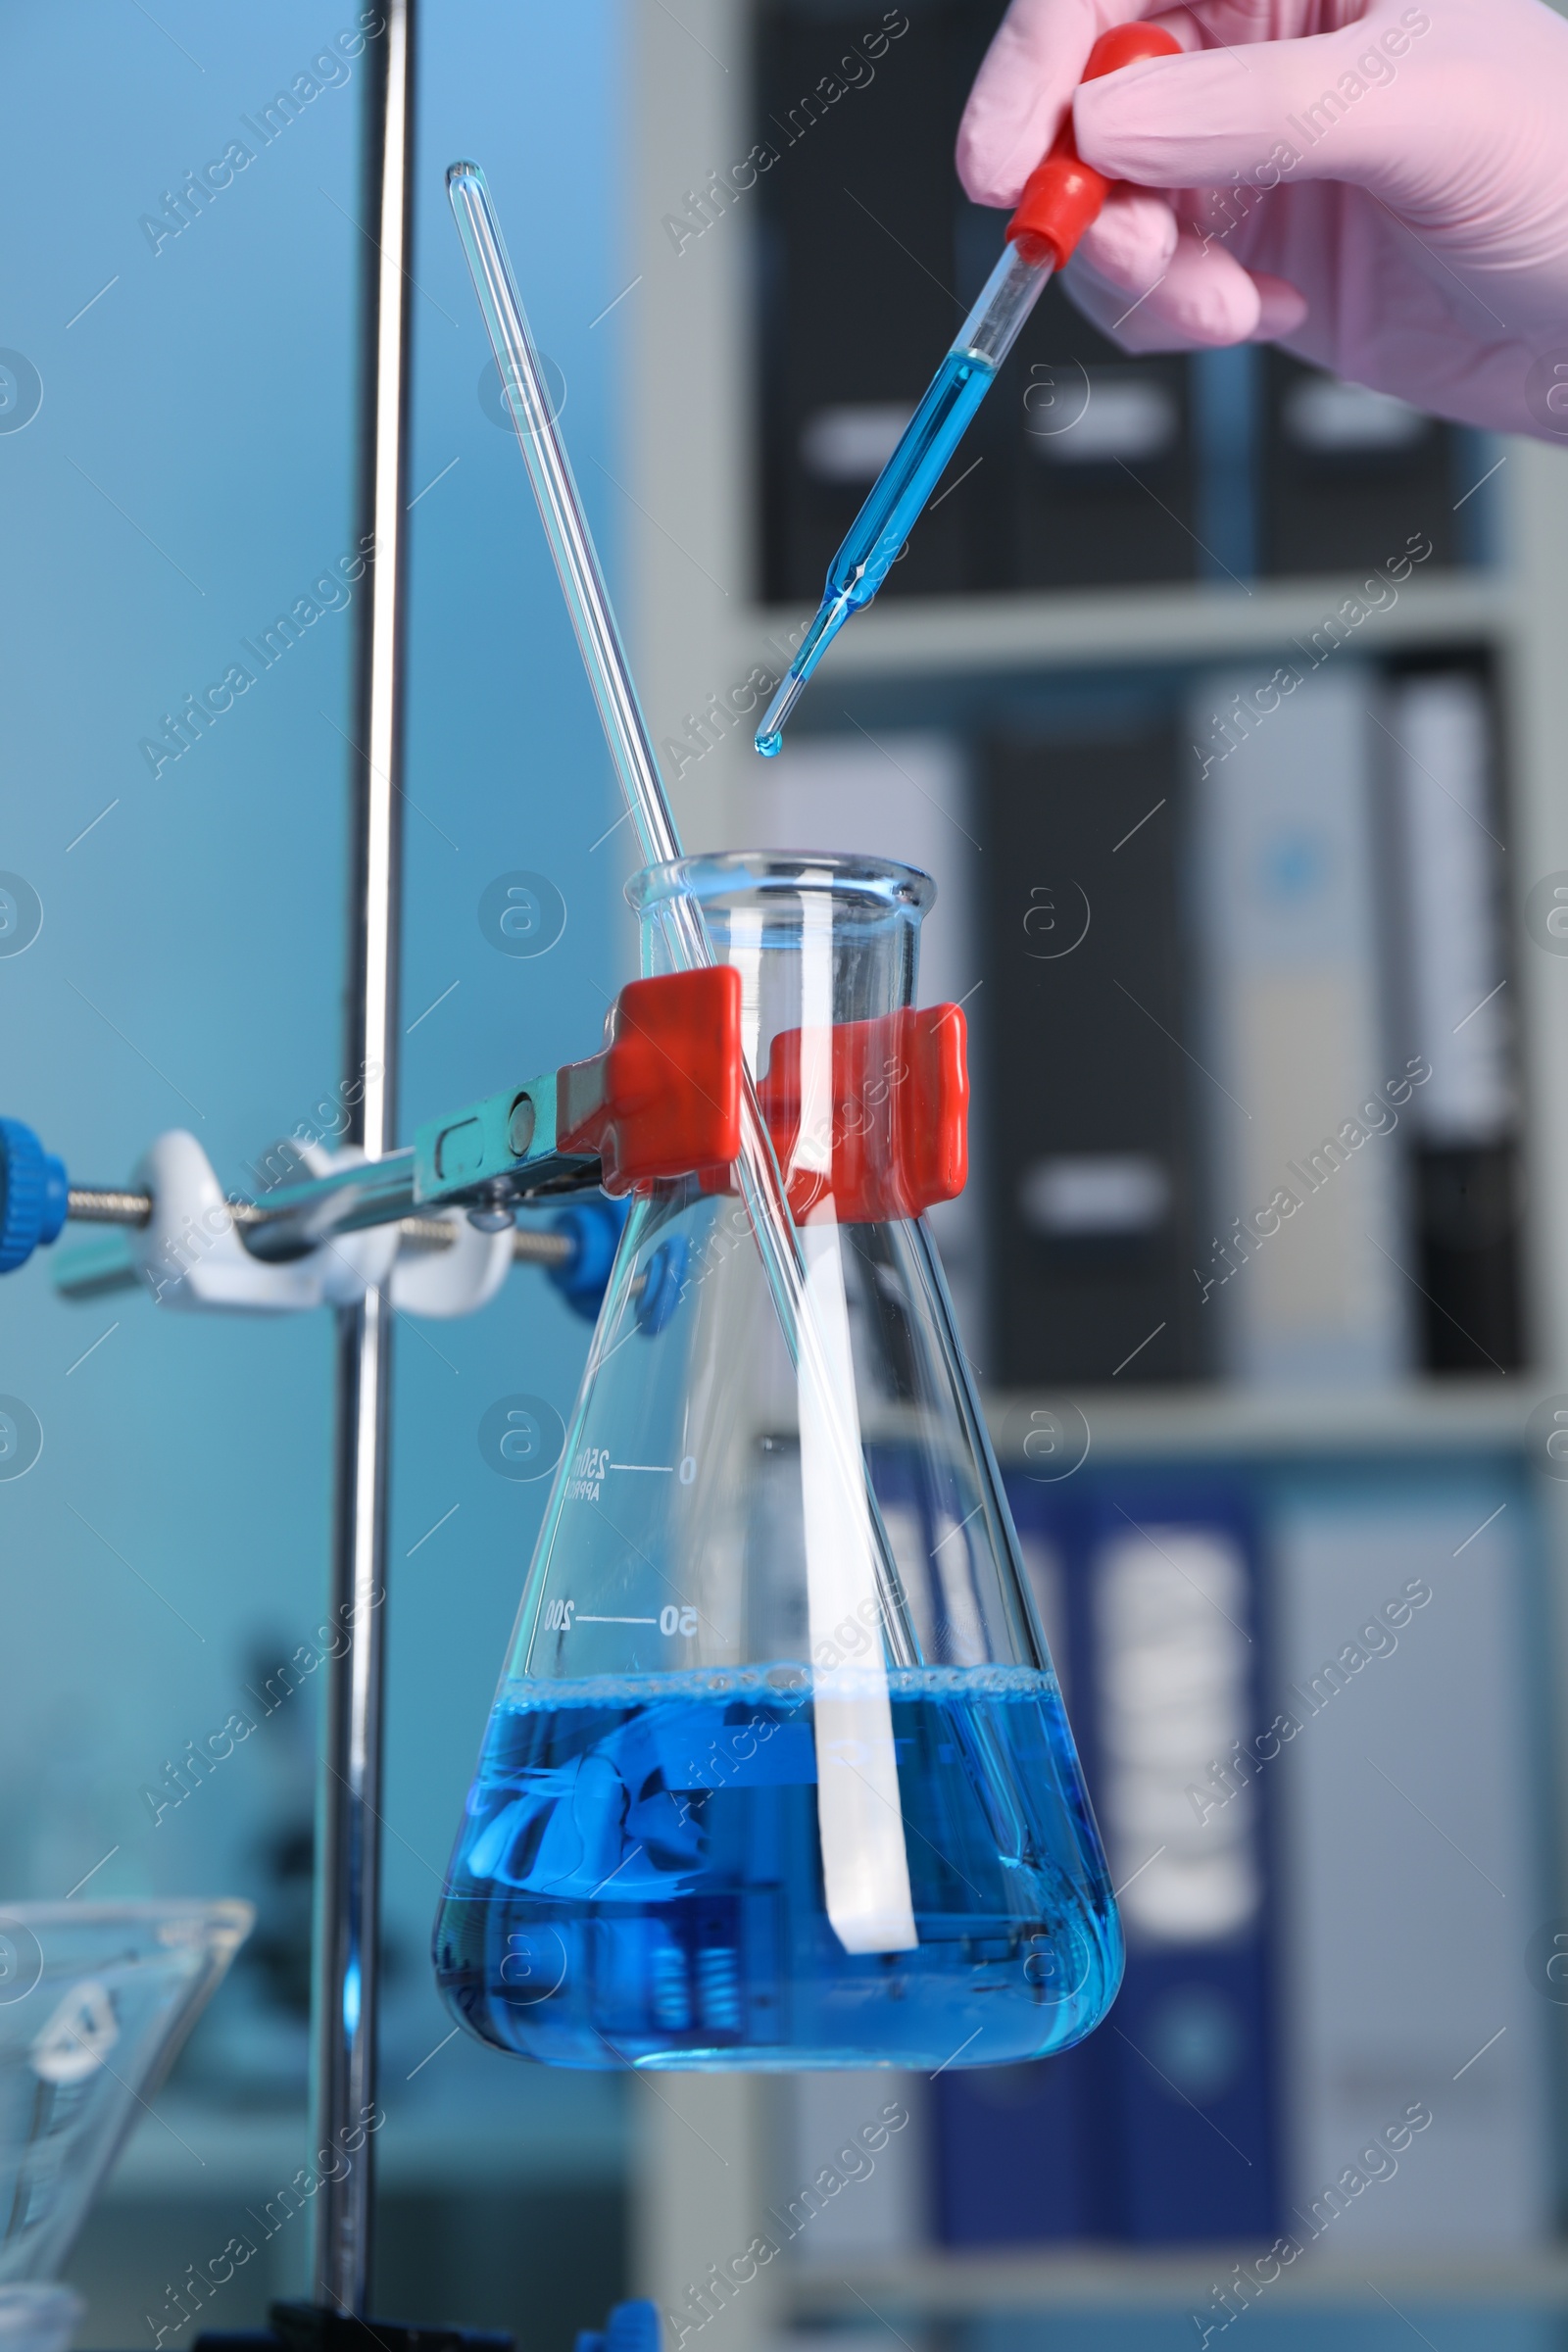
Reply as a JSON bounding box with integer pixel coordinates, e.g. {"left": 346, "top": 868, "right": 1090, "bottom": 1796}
{"left": 0, "top": 1900, "right": 252, "bottom": 2301}
{"left": 434, "top": 853, "right": 1120, "bottom": 2068}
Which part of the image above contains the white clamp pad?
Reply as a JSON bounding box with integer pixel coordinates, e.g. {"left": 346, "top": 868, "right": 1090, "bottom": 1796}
{"left": 390, "top": 1213, "right": 513, "bottom": 1319}
{"left": 281, "top": 1140, "right": 403, "bottom": 1305}
{"left": 282, "top": 1140, "right": 512, "bottom": 1315}
{"left": 132, "top": 1131, "right": 326, "bottom": 1313}
{"left": 130, "top": 1132, "right": 513, "bottom": 1318}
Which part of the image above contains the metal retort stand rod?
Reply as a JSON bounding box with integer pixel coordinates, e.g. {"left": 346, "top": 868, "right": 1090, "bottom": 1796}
{"left": 79, "top": 18, "right": 646, "bottom": 2352}
{"left": 310, "top": 0, "right": 415, "bottom": 2320}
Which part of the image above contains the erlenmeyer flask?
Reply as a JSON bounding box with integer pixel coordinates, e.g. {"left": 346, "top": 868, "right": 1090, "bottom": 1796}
{"left": 434, "top": 853, "right": 1121, "bottom": 2068}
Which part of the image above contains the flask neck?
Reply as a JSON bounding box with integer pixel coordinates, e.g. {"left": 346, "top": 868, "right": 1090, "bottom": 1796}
{"left": 632, "top": 858, "right": 959, "bottom": 1225}
{"left": 633, "top": 852, "right": 929, "bottom": 1064}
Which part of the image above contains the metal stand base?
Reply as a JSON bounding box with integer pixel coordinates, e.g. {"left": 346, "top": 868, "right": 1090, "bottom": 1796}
{"left": 187, "top": 2288, "right": 657, "bottom": 2352}
{"left": 190, "top": 2304, "right": 513, "bottom": 2352}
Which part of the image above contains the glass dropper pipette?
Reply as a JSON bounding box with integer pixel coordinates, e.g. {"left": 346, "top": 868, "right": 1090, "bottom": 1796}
{"left": 756, "top": 21, "right": 1180, "bottom": 758}
{"left": 446, "top": 160, "right": 920, "bottom": 1672}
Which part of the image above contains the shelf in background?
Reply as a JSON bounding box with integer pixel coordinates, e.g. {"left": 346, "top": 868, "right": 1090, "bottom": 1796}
{"left": 984, "top": 1377, "right": 1535, "bottom": 1463}
{"left": 745, "top": 570, "right": 1507, "bottom": 684}
{"left": 785, "top": 2244, "right": 1568, "bottom": 2315}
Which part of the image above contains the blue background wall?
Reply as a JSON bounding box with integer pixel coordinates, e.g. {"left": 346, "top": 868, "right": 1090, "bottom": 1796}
{"left": 0, "top": 0, "right": 629, "bottom": 2107}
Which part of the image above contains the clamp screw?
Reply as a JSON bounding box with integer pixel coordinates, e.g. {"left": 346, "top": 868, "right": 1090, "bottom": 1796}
{"left": 466, "top": 1180, "right": 515, "bottom": 1234}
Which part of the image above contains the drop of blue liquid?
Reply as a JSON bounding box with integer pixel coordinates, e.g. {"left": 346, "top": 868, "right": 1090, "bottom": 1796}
{"left": 755, "top": 731, "right": 782, "bottom": 759}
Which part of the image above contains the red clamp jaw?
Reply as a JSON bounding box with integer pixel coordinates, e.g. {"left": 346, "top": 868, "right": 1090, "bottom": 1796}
{"left": 696, "top": 1004, "right": 969, "bottom": 1225}
{"left": 757, "top": 1004, "right": 968, "bottom": 1224}
{"left": 557, "top": 966, "right": 745, "bottom": 1193}
{"left": 1006, "top": 23, "right": 1182, "bottom": 270}
{"left": 556, "top": 968, "right": 968, "bottom": 1222}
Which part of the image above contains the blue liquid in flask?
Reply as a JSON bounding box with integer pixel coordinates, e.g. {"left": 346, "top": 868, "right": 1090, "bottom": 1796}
{"left": 433, "top": 1665, "right": 1121, "bottom": 2070}
{"left": 756, "top": 351, "right": 997, "bottom": 758}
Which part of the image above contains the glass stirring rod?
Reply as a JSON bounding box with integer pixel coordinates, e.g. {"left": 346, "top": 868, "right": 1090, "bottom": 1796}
{"left": 447, "top": 159, "right": 920, "bottom": 1667}
{"left": 756, "top": 22, "right": 1180, "bottom": 757}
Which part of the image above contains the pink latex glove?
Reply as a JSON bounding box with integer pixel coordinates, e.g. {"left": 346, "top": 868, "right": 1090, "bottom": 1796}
{"left": 956, "top": 0, "right": 1568, "bottom": 440}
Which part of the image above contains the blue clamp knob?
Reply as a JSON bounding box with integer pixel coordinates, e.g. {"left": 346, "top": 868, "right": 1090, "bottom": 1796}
{"left": 546, "top": 1195, "right": 630, "bottom": 1321}
{"left": 0, "top": 1119, "right": 69, "bottom": 1274}
{"left": 636, "top": 1235, "right": 689, "bottom": 1336}
{"left": 604, "top": 2305, "right": 661, "bottom": 2352}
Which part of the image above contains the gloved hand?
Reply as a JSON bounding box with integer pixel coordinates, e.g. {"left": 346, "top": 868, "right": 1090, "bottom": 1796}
{"left": 956, "top": 0, "right": 1568, "bottom": 439}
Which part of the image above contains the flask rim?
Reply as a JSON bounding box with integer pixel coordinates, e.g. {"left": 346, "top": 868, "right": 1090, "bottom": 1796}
{"left": 626, "top": 847, "right": 937, "bottom": 917}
